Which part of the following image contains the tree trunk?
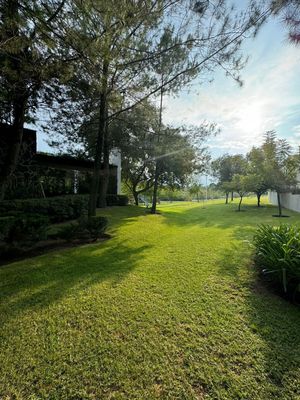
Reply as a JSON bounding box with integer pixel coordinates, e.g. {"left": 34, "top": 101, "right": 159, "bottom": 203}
{"left": 231, "top": 191, "right": 234, "bottom": 201}
{"left": 151, "top": 161, "right": 160, "bottom": 214}
{"left": 151, "top": 82, "right": 163, "bottom": 215}
{"left": 98, "top": 110, "right": 109, "bottom": 208}
{"left": 238, "top": 195, "right": 243, "bottom": 211}
{"left": 0, "top": 96, "right": 27, "bottom": 200}
{"left": 133, "top": 191, "right": 139, "bottom": 206}
{"left": 277, "top": 191, "right": 282, "bottom": 217}
{"left": 88, "top": 61, "right": 108, "bottom": 217}
{"left": 257, "top": 193, "right": 261, "bottom": 207}
{"left": 132, "top": 181, "right": 153, "bottom": 206}
{"left": 225, "top": 192, "right": 229, "bottom": 204}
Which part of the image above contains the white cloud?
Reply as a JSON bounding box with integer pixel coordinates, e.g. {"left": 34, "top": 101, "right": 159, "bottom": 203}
{"left": 292, "top": 125, "right": 300, "bottom": 137}
{"left": 163, "top": 40, "right": 300, "bottom": 155}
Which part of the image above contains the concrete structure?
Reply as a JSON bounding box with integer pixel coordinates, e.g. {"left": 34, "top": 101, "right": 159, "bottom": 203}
{"left": 0, "top": 123, "right": 121, "bottom": 197}
{"left": 110, "top": 148, "right": 122, "bottom": 194}
{"left": 269, "top": 191, "right": 300, "bottom": 213}
{"left": 269, "top": 172, "right": 300, "bottom": 213}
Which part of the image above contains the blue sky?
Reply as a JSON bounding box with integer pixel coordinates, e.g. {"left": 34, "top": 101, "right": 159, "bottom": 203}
{"left": 164, "top": 13, "right": 300, "bottom": 157}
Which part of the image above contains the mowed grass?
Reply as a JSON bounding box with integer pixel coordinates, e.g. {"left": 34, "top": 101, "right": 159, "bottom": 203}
{"left": 1, "top": 197, "right": 300, "bottom": 399}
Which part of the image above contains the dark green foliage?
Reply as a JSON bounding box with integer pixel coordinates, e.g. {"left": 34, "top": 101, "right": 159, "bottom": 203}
{"left": 105, "top": 194, "right": 129, "bottom": 206}
{"left": 115, "top": 195, "right": 129, "bottom": 206}
{"left": 2, "top": 197, "right": 63, "bottom": 222}
{"left": 0, "top": 213, "right": 49, "bottom": 259}
{"left": 104, "top": 195, "right": 119, "bottom": 206}
{"left": 54, "top": 223, "right": 81, "bottom": 242}
{"left": 14, "top": 214, "right": 49, "bottom": 243}
{"left": 0, "top": 194, "right": 128, "bottom": 223}
{"left": 46, "top": 196, "right": 89, "bottom": 222}
{"left": 0, "top": 213, "right": 49, "bottom": 244}
{"left": 56, "top": 216, "right": 108, "bottom": 241}
{"left": 159, "top": 195, "right": 186, "bottom": 201}
{"left": 0, "top": 216, "right": 16, "bottom": 241}
{"left": 85, "top": 216, "right": 108, "bottom": 240}
{"left": 254, "top": 224, "right": 300, "bottom": 295}
{"left": 0, "top": 195, "right": 89, "bottom": 223}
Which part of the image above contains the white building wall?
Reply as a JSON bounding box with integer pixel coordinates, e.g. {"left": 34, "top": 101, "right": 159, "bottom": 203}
{"left": 110, "top": 148, "right": 121, "bottom": 194}
{"left": 269, "top": 191, "right": 300, "bottom": 213}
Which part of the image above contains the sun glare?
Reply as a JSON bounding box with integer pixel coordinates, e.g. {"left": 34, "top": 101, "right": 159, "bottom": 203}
{"left": 235, "top": 103, "right": 264, "bottom": 135}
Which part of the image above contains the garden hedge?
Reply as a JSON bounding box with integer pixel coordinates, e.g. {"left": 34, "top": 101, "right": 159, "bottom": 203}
{"left": 0, "top": 194, "right": 129, "bottom": 223}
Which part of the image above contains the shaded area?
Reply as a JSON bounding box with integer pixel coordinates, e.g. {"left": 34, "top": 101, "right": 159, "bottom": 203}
{"left": 158, "top": 200, "right": 300, "bottom": 243}
{"left": 0, "top": 205, "right": 150, "bottom": 327}
{"left": 97, "top": 204, "right": 149, "bottom": 232}
{"left": 0, "top": 235, "right": 111, "bottom": 267}
{"left": 215, "top": 239, "right": 300, "bottom": 399}
{"left": 208, "top": 198, "right": 300, "bottom": 397}
{"left": 246, "top": 290, "right": 300, "bottom": 397}
{"left": 0, "top": 240, "right": 151, "bottom": 327}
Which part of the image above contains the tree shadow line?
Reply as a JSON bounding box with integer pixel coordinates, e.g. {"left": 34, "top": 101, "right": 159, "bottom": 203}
{"left": 215, "top": 239, "right": 300, "bottom": 397}
{"left": 0, "top": 238, "right": 151, "bottom": 327}
{"left": 158, "top": 201, "right": 292, "bottom": 231}
{"left": 158, "top": 200, "right": 300, "bottom": 395}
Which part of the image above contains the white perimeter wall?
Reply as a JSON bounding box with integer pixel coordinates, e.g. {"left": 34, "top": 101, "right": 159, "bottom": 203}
{"left": 269, "top": 191, "right": 300, "bottom": 213}
{"left": 110, "top": 148, "right": 121, "bottom": 194}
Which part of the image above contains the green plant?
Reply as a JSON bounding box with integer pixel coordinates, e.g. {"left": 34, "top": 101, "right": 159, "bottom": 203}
{"left": 56, "top": 216, "right": 108, "bottom": 241}
{"left": 0, "top": 214, "right": 49, "bottom": 259}
{"left": 85, "top": 216, "right": 108, "bottom": 240}
{"left": 105, "top": 194, "right": 119, "bottom": 206}
{"left": 0, "top": 195, "right": 90, "bottom": 223}
{"left": 0, "top": 214, "right": 49, "bottom": 244}
{"left": 9, "top": 214, "right": 49, "bottom": 243}
{"left": 104, "top": 194, "right": 129, "bottom": 206}
{"left": 253, "top": 224, "right": 300, "bottom": 294}
{"left": 116, "top": 195, "right": 129, "bottom": 206}
{"left": 55, "top": 222, "right": 81, "bottom": 242}
{"left": 0, "top": 213, "right": 49, "bottom": 254}
{"left": 0, "top": 194, "right": 128, "bottom": 223}
{"left": 0, "top": 216, "right": 16, "bottom": 241}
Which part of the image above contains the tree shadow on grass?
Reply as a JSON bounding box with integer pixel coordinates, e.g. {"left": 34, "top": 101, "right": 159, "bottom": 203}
{"left": 215, "top": 240, "right": 300, "bottom": 397}
{"left": 98, "top": 205, "right": 150, "bottom": 235}
{"left": 0, "top": 239, "right": 151, "bottom": 326}
{"left": 245, "top": 292, "right": 300, "bottom": 397}
{"left": 163, "top": 200, "right": 300, "bottom": 396}
{"left": 159, "top": 202, "right": 287, "bottom": 229}
{"left": 215, "top": 241, "right": 251, "bottom": 279}
{"left": 161, "top": 203, "right": 300, "bottom": 233}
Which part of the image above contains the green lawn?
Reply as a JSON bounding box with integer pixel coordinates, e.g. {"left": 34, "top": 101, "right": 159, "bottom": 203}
{"left": 1, "top": 197, "right": 300, "bottom": 399}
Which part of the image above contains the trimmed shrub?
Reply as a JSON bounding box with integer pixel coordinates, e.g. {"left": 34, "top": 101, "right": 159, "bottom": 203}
{"left": 253, "top": 224, "right": 300, "bottom": 296}
{"left": 0, "top": 213, "right": 49, "bottom": 244}
{"left": 105, "top": 194, "right": 119, "bottom": 206}
{"left": 0, "top": 194, "right": 128, "bottom": 223}
{"left": 47, "top": 195, "right": 88, "bottom": 221}
{"left": 117, "top": 194, "right": 129, "bottom": 206}
{"left": 55, "top": 222, "right": 81, "bottom": 242}
{"left": 85, "top": 216, "right": 108, "bottom": 240}
{"left": 56, "top": 216, "right": 108, "bottom": 241}
{"left": 0, "top": 216, "right": 16, "bottom": 242}
{"left": 0, "top": 195, "right": 89, "bottom": 223}
{"left": 105, "top": 194, "right": 128, "bottom": 206}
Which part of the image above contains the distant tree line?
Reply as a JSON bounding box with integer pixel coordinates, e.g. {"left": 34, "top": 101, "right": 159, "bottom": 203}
{"left": 211, "top": 131, "right": 300, "bottom": 215}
